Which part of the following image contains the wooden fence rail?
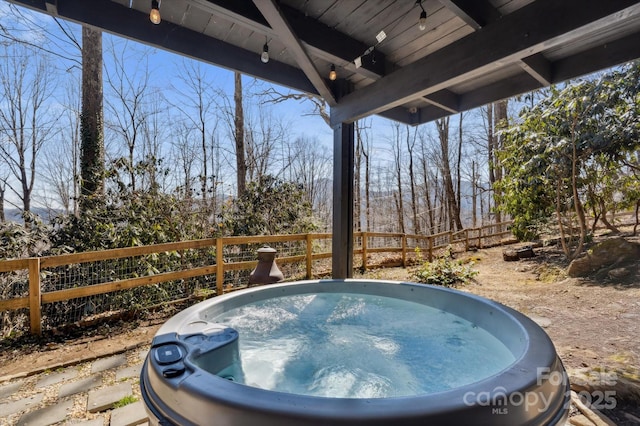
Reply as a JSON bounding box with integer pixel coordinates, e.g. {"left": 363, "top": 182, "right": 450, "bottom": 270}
{"left": 0, "top": 222, "right": 512, "bottom": 335}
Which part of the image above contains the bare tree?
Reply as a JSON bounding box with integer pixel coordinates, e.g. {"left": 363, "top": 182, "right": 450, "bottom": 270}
{"left": 234, "top": 72, "right": 246, "bottom": 197}
{"left": 0, "top": 43, "right": 58, "bottom": 214}
{"left": 435, "top": 117, "right": 463, "bottom": 231}
{"left": 103, "top": 40, "right": 156, "bottom": 191}
{"left": 289, "top": 136, "right": 332, "bottom": 229}
{"left": 0, "top": 177, "right": 6, "bottom": 221}
{"left": 244, "top": 104, "right": 288, "bottom": 181}
{"left": 169, "top": 121, "right": 199, "bottom": 199}
{"left": 391, "top": 124, "right": 406, "bottom": 234}
{"left": 170, "top": 60, "right": 218, "bottom": 203}
{"left": 484, "top": 100, "right": 508, "bottom": 223}
{"left": 405, "top": 126, "right": 419, "bottom": 234}
{"left": 41, "top": 81, "right": 81, "bottom": 216}
{"left": 417, "top": 130, "right": 436, "bottom": 233}
{"left": 260, "top": 88, "right": 330, "bottom": 126}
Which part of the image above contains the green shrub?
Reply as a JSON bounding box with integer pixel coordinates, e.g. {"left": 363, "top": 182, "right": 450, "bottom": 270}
{"left": 412, "top": 257, "right": 478, "bottom": 287}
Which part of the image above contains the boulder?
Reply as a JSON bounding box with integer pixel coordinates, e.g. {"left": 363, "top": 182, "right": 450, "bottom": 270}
{"left": 567, "top": 237, "right": 640, "bottom": 277}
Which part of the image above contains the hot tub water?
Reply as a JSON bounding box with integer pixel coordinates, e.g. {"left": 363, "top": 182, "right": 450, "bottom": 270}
{"left": 208, "top": 293, "right": 515, "bottom": 398}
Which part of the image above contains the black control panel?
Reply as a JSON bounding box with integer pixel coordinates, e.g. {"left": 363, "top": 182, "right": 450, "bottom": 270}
{"left": 155, "top": 344, "right": 183, "bottom": 365}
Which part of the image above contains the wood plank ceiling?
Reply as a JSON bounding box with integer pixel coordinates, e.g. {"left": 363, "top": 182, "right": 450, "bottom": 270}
{"left": 8, "top": 0, "right": 640, "bottom": 126}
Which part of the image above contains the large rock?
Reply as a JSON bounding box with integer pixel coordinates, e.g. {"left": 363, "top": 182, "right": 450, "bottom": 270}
{"left": 567, "top": 237, "right": 640, "bottom": 277}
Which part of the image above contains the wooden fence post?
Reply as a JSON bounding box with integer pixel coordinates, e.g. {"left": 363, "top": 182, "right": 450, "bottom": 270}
{"left": 306, "top": 234, "right": 313, "bottom": 279}
{"left": 362, "top": 232, "right": 368, "bottom": 271}
{"left": 216, "top": 238, "right": 224, "bottom": 296}
{"left": 28, "top": 257, "right": 42, "bottom": 335}
{"left": 427, "top": 236, "right": 433, "bottom": 262}
{"left": 401, "top": 234, "right": 407, "bottom": 267}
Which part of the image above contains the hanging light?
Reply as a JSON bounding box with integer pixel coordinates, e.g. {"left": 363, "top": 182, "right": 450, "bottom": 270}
{"left": 261, "top": 42, "right": 269, "bottom": 63}
{"left": 417, "top": 1, "right": 427, "bottom": 31}
{"left": 150, "top": 0, "right": 161, "bottom": 25}
{"left": 329, "top": 64, "right": 337, "bottom": 81}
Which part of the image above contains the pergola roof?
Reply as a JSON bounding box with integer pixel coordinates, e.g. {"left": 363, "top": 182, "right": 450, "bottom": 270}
{"left": 9, "top": 0, "right": 640, "bottom": 125}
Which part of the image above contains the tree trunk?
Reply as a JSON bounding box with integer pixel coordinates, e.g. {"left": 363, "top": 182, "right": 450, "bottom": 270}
{"left": 436, "top": 117, "right": 462, "bottom": 231}
{"left": 406, "top": 127, "right": 419, "bottom": 234}
{"left": 79, "top": 26, "right": 104, "bottom": 212}
{"left": 234, "top": 72, "right": 246, "bottom": 197}
{"left": 471, "top": 161, "right": 477, "bottom": 227}
{"left": 570, "top": 127, "right": 587, "bottom": 259}
{"left": 0, "top": 180, "right": 5, "bottom": 222}
{"left": 634, "top": 199, "right": 639, "bottom": 235}
{"left": 363, "top": 136, "right": 371, "bottom": 231}
{"left": 493, "top": 100, "right": 508, "bottom": 223}
{"left": 393, "top": 125, "right": 405, "bottom": 234}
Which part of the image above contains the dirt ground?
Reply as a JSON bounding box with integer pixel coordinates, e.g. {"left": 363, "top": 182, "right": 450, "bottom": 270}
{"left": 1, "top": 234, "right": 639, "bottom": 423}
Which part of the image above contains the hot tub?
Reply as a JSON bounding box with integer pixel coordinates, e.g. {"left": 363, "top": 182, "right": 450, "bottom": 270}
{"left": 140, "top": 279, "right": 570, "bottom": 425}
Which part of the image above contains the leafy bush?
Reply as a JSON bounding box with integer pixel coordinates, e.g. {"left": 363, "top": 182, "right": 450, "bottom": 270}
{"left": 412, "top": 257, "right": 478, "bottom": 287}
{"left": 220, "top": 175, "right": 318, "bottom": 236}
{"left": 0, "top": 212, "right": 51, "bottom": 259}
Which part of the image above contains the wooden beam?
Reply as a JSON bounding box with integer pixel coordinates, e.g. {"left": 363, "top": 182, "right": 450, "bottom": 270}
{"left": 412, "top": 32, "right": 640, "bottom": 125}
{"left": 553, "top": 32, "right": 640, "bottom": 83}
{"left": 331, "top": 0, "right": 640, "bottom": 126}
{"left": 459, "top": 73, "right": 542, "bottom": 113}
{"left": 519, "top": 53, "right": 552, "bottom": 86}
{"left": 437, "top": 0, "right": 501, "bottom": 30}
{"left": 252, "top": 0, "right": 336, "bottom": 105}
{"left": 185, "top": 0, "right": 389, "bottom": 80}
{"left": 8, "top": 0, "right": 318, "bottom": 95}
{"left": 423, "top": 89, "right": 460, "bottom": 113}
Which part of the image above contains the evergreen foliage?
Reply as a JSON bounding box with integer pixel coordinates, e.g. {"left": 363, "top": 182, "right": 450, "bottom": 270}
{"left": 498, "top": 62, "right": 640, "bottom": 252}
{"left": 219, "top": 175, "right": 318, "bottom": 236}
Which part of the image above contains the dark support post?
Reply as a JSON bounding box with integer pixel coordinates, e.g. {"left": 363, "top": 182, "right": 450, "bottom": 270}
{"left": 331, "top": 121, "right": 355, "bottom": 278}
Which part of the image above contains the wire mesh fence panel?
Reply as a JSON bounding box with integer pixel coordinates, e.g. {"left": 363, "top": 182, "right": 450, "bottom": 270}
{"left": 1, "top": 225, "right": 515, "bottom": 335}
{"left": 0, "top": 270, "right": 30, "bottom": 337}
{"left": 0, "top": 270, "right": 29, "bottom": 299}
{"left": 40, "top": 275, "right": 217, "bottom": 330}
{"left": 368, "top": 235, "right": 403, "bottom": 249}
{"left": 279, "top": 261, "right": 306, "bottom": 282}
{"left": 1, "top": 308, "right": 29, "bottom": 338}
{"left": 223, "top": 269, "right": 251, "bottom": 290}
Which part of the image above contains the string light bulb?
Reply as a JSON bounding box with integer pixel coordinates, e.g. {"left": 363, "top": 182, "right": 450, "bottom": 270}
{"left": 261, "top": 43, "right": 269, "bottom": 63}
{"left": 329, "top": 64, "right": 337, "bottom": 81}
{"left": 150, "top": 0, "right": 161, "bottom": 25}
{"left": 417, "top": 1, "right": 427, "bottom": 31}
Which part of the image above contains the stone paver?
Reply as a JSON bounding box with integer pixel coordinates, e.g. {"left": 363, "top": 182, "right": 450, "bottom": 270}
{"left": 0, "top": 380, "right": 24, "bottom": 400}
{"left": 109, "top": 401, "right": 149, "bottom": 426}
{"left": 115, "top": 364, "right": 142, "bottom": 382}
{"left": 87, "top": 383, "right": 132, "bottom": 413}
{"left": 59, "top": 374, "right": 103, "bottom": 398}
{"left": 0, "top": 393, "right": 44, "bottom": 417}
{"left": 17, "top": 399, "right": 74, "bottom": 426}
{"left": 65, "top": 416, "right": 104, "bottom": 425}
{"left": 1, "top": 348, "right": 154, "bottom": 425}
{"left": 91, "top": 354, "right": 127, "bottom": 374}
{"left": 36, "top": 369, "right": 79, "bottom": 388}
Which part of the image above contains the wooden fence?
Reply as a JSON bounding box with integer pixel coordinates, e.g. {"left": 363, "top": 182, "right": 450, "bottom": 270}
{"left": 0, "top": 222, "right": 512, "bottom": 336}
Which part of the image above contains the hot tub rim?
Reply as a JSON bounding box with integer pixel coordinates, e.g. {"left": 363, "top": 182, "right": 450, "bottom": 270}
{"left": 143, "top": 279, "right": 569, "bottom": 425}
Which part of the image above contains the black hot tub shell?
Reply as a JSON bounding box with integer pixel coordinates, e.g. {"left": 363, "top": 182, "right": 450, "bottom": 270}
{"left": 140, "top": 279, "right": 570, "bottom": 426}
